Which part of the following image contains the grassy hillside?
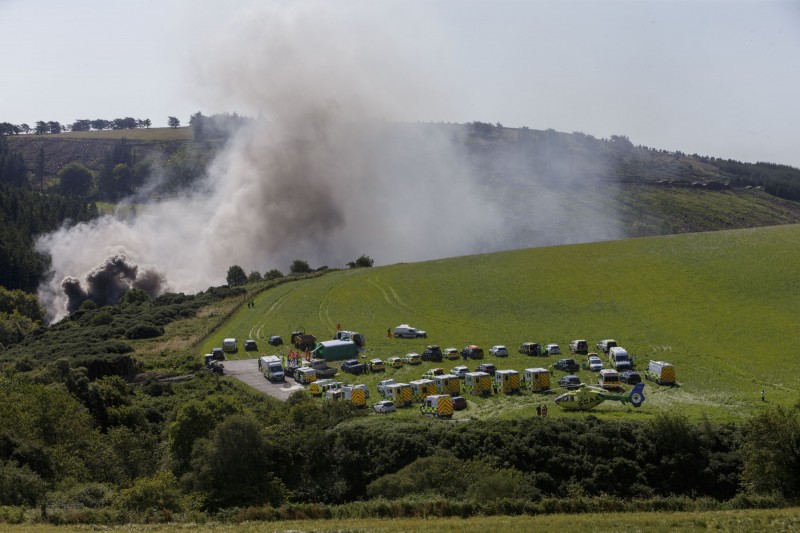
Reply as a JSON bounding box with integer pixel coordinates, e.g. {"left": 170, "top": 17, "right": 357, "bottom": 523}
{"left": 202, "top": 224, "right": 800, "bottom": 422}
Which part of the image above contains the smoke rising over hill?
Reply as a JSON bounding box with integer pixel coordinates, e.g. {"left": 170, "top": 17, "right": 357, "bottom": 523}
{"left": 36, "top": 4, "right": 622, "bottom": 321}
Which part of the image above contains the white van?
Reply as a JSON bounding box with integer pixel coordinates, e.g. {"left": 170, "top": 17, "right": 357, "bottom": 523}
{"left": 393, "top": 324, "right": 427, "bottom": 338}
{"left": 598, "top": 369, "right": 622, "bottom": 390}
{"left": 222, "top": 338, "right": 238, "bottom": 353}
{"left": 608, "top": 346, "right": 632, "bottom": 371}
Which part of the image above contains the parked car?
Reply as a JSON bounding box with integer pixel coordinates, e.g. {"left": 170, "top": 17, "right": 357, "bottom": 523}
{"left": 451, "top": 396, "right": 467, "bottom": 411}
{"left": 450, "top": 365, "right": 470, "bottom": 379}
{"left": 519, "top": 342, "right": 542, "bottom": 356}
{"left": 553, "top": 358, "right": 580, "bottom": 372}
{"left": 596, "top": 339, "right": 618, "bottom": 353}
{"left": 393, "top": 324, "right": 427, "bottom": 338}
{"left": 620, "top": 370, "right": 642, "bottom": 385}
{"left": 462, "top": 345, "right": 484, "bottom": 359}
{"left": 583, "top": 354, "right": 604, "bottom": 372}
{"left": 402, "top": 352, "right": 422, "bottom": 365}
{"left": 211, "top": 347, "right": 225, "bottom": 360}
{"left": 476, "top": 363, "right": 497, "bottom": 376}
{"left": 489, "top": 345, "right": 509, "bottom": 357}
{"left": 544, "top": 343, "right": 561, "bottom": 355}
{"left": 443, "top": 347, "right": 460, "bottom": 360}
{"left": 423, "top": 367, "right": 446, "bottom": 379}
{"left": 341, "top": 359, "right": 365, "bottom": 374}
{"left": 244, "top": 339, "right": 258, "bottom": 351}
{"left": 558, "top": 375, "right": 582, "bottom": 390}
{"left": 421, "top": 345, "right": 443, "bottom": 362}
{"left": 268, "top": 335, "right": 283, "bottom": 346}
{"left": 386, "top": 357, "right": 404, "bottom": 369}
{"left": 373, "top": 400, "right": 396, "bottom": 413}
{"left": 368, "top": 358, "right": 385, "bottom": 372}
{"left": 569, "top": 339, "right": 588, "bottom": 354}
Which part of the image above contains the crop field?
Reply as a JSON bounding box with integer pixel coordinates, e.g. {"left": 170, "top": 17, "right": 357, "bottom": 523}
{"left": 199, "top": 224, "right": 800, "bottom": 422}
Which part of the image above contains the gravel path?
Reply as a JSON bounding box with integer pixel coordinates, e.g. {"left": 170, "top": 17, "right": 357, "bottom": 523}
{"left": 222, "top": 358, "right": 306, "bottom": 401}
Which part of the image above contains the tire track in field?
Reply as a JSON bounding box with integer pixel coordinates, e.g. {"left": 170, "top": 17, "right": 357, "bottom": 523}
{"left": 248, "top": 288, "right": 296, "bottom": 339}
{"left": 367, "top": 276, "right": 414, "bottom": 313}
{"left": 367, "top": 275, "right": 484, "bottom": 332}
{"left": 318, "top": 284, "right": 337, "bottom": 332}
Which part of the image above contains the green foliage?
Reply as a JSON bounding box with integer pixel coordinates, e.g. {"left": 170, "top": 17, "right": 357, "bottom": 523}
{"left": 348, "top": 254, "right": 374, "bottom": 268}
{"left": 90, "top": 310, "right": 114, "bottom": 326}
{"left": 167, "top": 116, "right": 180, "bottom": 128}
{"left": 264, "top": 269, "right": 284, "bottom": 280}
{"left": 124, "top": 323, "right": 164, "bottom": 340}
{"left": 247, "top": 271, "right": 262, "bottom": 283}
{"left": 0, "top": 181, "right": 97, "bottom": 291}
{"left": 168, "top": 394, "right": 243, "bottom": 473}
{"left": 186, "top": 414, "right": 286, "bottom": 510}
{"left": 114, "top": 470, "right": 184, "bottom": 513}
{"left": 0, "top": 135, "right": 27, "bottom": 187}
{"left": 226, "top": 265, "right": 247, "bottom": 287}
{"left": 0, "top": 461, "right": 47, "bottom": 506}
{"left": 57, "top": 162, "right": 93, "bottom": 196}
{"left": 290, "top": 260, "right": 311, "bottom": 274}
{"left": 121, "top": 288, "right": 150, "bottom": 305}
{"left": 0, "top": 312, "right": 38, "bottom": 347}
{"left": 740, "top": 405, "right": 800, "bottom": 499}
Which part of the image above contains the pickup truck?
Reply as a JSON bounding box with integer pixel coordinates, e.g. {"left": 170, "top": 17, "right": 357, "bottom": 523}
{"left": 553, "top": 358, "right": 580, "bottom": 373}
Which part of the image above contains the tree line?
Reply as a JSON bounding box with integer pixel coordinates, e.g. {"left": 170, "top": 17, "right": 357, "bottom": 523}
{"left": 0, "top": 117, "right": 183, "bottom": 136}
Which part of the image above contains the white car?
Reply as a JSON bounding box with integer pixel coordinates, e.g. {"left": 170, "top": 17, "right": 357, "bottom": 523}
{"left": 450, "top": 365, "right": 470, "bottom": 379}
{"left": 373, "top": 400, "right": 396, "bottom": 413}
{"left": 545, "top": 343, "right": 561, "bottom": 355}
{"left": 489, "top": 345, "right": 509, "bottom": 357}
{"left": 586, "top": 355, "right": 604, "bottom": 372}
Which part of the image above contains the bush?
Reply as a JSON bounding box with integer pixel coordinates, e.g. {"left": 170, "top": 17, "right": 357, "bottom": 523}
{"left": 114, "top": 470, "right": 184, "bottom": 513}
{"left": 125, "top": 323, "right": 164, "bottom": 339}
{"left": 0, "top": 461, "right": 46, "bottom": 506}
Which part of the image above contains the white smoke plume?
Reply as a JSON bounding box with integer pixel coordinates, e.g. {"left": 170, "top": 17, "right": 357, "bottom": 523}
{"left": 36, "top": 3, "right": 621, "bottom": 322}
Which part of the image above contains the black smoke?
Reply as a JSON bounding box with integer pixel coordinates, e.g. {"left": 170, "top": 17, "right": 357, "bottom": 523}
{"left": 61, "top": 254, "right": 166, "bottom": 313}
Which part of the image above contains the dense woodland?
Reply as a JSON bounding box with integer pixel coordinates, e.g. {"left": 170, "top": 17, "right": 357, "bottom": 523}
{"left": 2, "top": 121, "right": 800, "bottom": 523}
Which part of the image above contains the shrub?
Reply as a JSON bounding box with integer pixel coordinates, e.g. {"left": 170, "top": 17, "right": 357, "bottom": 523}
{"left": 114, "top": 470, "right": 184, "bottom": 513}
{"left": 125, "top": 323, "right": 164, "bottom": 339}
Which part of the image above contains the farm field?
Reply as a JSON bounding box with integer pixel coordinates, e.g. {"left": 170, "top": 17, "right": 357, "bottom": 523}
{"left": 5, "top": 508, "right": 800, "bottom": 532}
{"left": 198, "top": 224, "right": 800, "bottom": 422}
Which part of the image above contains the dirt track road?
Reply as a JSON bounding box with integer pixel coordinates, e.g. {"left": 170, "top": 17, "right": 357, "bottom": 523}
{"left": 222, "top": 358, "right": 305, "bottom": 401}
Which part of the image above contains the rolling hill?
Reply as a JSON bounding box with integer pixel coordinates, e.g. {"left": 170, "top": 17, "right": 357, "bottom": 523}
{"left": 199, "top": 223, "right": 800, "bottom": 422}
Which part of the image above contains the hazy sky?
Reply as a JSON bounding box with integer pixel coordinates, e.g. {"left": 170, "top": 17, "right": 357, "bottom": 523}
{"left": 2, "top": 0, "right": 799, "bottom": 167}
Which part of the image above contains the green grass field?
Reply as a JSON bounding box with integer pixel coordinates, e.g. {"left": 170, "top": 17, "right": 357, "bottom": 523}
{"left": 5, "top": 508, "right": 800, "bottom": 532}
{"left": 198, "top": 224, "right": 800, "bottom": 422}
